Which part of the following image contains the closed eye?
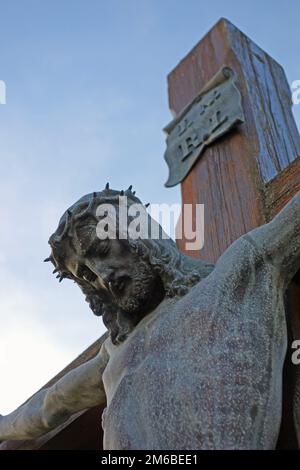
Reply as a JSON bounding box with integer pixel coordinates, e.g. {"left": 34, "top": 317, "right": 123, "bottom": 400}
{"left": 85, "top": 238, "right": 111, "bottom": 258}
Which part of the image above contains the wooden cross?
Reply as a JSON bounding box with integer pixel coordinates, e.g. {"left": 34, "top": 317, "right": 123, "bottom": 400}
{"left": 2, "top": 17, "right": 299, "bottom": 450}
{"left": 168, "top": 18, "right": 300, "bottom": 449}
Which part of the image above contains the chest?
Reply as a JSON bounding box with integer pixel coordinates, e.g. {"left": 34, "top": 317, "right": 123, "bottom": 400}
{"left": 103, "top": 262, "right": 284, "bottom": 403}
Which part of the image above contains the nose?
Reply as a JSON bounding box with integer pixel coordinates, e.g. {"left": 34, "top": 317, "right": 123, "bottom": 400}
{"left": 90, "top": 263, "right": 114, "bottom": 289}
{"left": 95, "top": 264, "right": 128, "bottom": 296}
{"left": 94, "top": 261, "right": 124, "bottom": 280}
{"left": 100, "top": 268, "right": 115, "bottom": 288}
{"left": 89, "top": 260, "right": 128, "bottom": 293}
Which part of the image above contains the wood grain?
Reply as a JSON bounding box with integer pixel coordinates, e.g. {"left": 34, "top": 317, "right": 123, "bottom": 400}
{"left": 265, "top": 156, "right": 300, "bottom": 219}
{"left": 170, "top": 18, "right": 300, "bottom": 262}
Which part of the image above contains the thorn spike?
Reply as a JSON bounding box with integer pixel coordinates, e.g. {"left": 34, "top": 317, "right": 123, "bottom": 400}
{"left": 145, "top": 203, "right": 150, "bottom": 208}
{"left": 59, "top": 276, "right": 64, "bottom": 283}
{"left": 44, "top": 256, "right": 52, "bottom": 263}
{"left": 132, "top": 191, "right": 136, "bottom": 195}
{"left": 120, "top": 190, "right": 124, "bottom": 196}
{"left": 128, "top": 185, "right": 133, "bottom": 191}
{"left": 105, "top": 182, "right": 109, "bottom": 190}
{"left": 53, "top": 268, "right": 59, "bottom": 274}
{"left": 56, "top": 274, "right": 60, "bottom": 279}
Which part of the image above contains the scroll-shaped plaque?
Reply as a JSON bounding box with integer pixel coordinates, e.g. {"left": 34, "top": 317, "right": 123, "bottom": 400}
{"left": 164, "top": 67, "right": 245, "bottom": 187}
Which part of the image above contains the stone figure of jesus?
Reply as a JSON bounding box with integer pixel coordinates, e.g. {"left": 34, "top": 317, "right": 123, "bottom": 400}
{"left": 0, "top": 185, "right": 300, "bottom": 449}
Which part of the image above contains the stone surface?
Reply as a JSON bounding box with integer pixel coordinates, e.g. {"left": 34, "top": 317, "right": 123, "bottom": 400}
{"left": 0, "top": 187, "right": 300, "bottom": 449}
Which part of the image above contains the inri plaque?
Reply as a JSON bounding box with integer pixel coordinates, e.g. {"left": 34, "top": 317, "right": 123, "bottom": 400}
{"left": 164, "top": 67, "right": 245, "bottom": 187}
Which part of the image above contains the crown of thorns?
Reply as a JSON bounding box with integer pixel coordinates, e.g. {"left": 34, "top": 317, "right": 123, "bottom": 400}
{"left": 44, "top": 183, "right": 150, "bottom": 283}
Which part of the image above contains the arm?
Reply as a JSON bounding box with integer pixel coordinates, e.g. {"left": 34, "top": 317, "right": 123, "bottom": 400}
{"left": 247, "top": 190, "right": 300, "bottom": 286}
{"left": 0, "top": 343, "right": 109, "bottom": 441}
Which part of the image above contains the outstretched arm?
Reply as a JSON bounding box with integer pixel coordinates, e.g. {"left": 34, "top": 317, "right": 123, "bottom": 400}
{"left": 0, "top": 343, "right": 109, "bottom": 441}
{"left": 248, "top": 190, "right": 300, "bottom": 286}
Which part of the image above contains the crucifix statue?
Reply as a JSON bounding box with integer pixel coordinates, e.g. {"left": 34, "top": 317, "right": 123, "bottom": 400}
{"left": 0, "top": 19, "right": 300, "bottom": 450}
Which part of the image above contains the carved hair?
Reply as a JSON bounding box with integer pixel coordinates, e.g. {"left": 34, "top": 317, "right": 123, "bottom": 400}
{"left": 46, "top": 186, "right": 214, "bottom": 343}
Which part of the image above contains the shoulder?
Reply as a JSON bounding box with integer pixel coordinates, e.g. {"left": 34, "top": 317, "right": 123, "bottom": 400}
{"left": 214, "top": 233, "right": 268, "bottom": 278}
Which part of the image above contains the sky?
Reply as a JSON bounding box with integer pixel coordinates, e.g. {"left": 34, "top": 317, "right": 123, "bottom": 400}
{"left": 0, "top": 0, "right": 300, "bottom": 415}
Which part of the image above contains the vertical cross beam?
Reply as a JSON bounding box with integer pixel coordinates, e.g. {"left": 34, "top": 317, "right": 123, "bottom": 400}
{"left": 168, "top": 18, "right": 300, "bottom": 262}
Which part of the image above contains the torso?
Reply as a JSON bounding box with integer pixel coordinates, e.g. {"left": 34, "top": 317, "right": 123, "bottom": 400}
{"left": 102, "top": 235, "right": 287, "bottom": 450}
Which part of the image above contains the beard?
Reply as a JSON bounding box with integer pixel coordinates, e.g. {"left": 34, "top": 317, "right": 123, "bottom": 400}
{"left": 78, "top": 258, "right": 164, "bottom": 345}
{"left": 110, "top": 259, "right": 160, "bottom": 315}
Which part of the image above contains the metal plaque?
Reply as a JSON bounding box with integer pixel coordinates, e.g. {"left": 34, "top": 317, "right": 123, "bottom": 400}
{"left": 164, "top": 67, "right": 245, "bottom": 187}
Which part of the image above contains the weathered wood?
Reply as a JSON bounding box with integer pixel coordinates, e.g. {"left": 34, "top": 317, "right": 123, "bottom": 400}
{"left": 265, "top": 156, "right": 300, "bottom": 219}
{"left": 170, "top": 18, "right": 300, "bottom": 262}
{"left": 0, "top": 406, "right": 104, "bottom": 450}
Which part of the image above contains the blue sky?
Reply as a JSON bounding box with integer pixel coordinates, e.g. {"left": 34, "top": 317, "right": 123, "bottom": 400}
{"left": 1, "top": 0, "right": 300, "bottom": 413}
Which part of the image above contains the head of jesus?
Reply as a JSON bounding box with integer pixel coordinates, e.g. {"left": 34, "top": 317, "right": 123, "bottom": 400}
{"left": 45, "top": 185, "right": 213, "bottom": 343}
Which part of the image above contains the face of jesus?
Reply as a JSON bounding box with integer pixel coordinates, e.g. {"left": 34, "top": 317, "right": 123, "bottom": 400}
{"left": 64, "top": 219, "right": 164, "bottom": 316}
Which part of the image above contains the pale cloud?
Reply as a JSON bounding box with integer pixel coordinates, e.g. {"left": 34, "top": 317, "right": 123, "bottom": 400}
{"left": 0, "top": 285, "right": 73, "bottom": 414}
{"left": 0, "top": 189, "right": 105, "bottom": 414}
{"left": 0, "top": 319, "right": 75, "bottom": 415}
{"left": 0, "top": 278, "right": 105, "bottom": 416}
